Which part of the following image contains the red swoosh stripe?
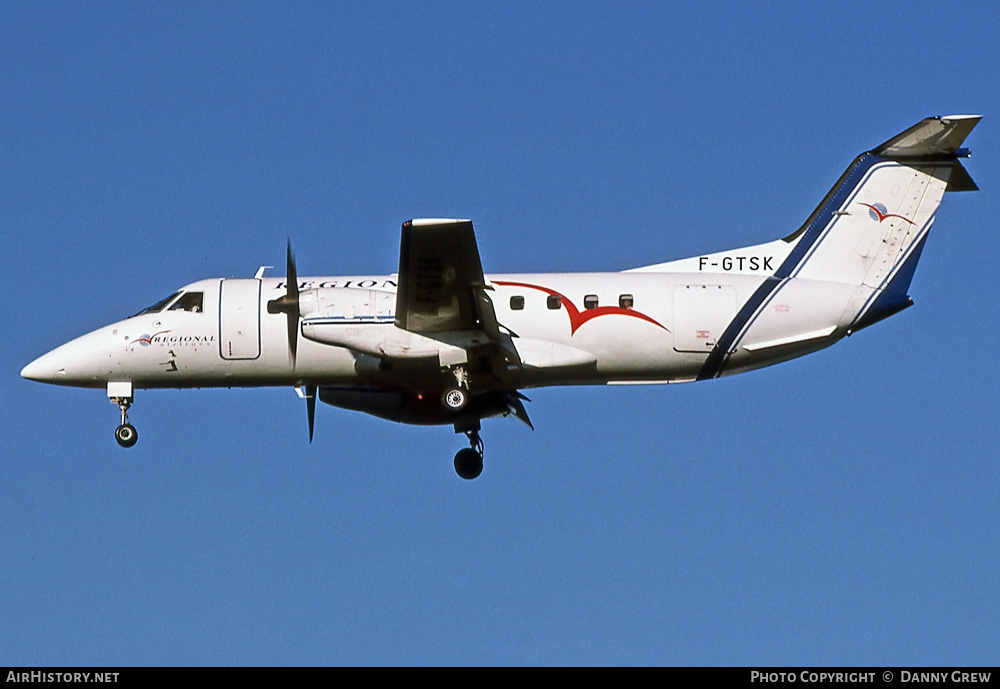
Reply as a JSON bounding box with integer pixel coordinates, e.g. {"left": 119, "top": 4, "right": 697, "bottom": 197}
{"left": 493, "top": 280, "right": 667, "bottom": 335}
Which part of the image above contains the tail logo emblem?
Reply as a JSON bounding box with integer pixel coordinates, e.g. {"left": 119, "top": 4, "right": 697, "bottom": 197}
{"left": 860, "top": 202, "right": 915, "bottom": 225}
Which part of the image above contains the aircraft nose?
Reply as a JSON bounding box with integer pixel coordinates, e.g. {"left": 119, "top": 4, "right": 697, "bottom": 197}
{"left": 21, "top": 348, "right": 69, "bottom": 383}
{"left": 20, "top": 357, "right": 43, "bottom": 381}
{"left": 21, "top": 334, "right": 107, "bottom": 385}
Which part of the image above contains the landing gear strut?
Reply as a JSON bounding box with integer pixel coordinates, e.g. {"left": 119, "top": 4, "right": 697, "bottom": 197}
{"left": 111, "top": 396, "right": 138, "bottom": 448}
{"left": 454, "top": 427, "right": 484, "bottom": 480}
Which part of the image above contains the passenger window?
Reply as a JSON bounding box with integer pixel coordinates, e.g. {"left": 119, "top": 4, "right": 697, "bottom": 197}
{"left": 170, "top": 292, "right": 204, "bottom": 313}
{"left": 619, "top": 294, "right": 634, "bottom": 309}
{"left": 510, "top": 295, "right": 525, "bottom": 311}
{"left": 547, "top": 295, "right": 562, "bottom": 310}
{"left": 584, "top": 295, "right": 599, "bottom": 310}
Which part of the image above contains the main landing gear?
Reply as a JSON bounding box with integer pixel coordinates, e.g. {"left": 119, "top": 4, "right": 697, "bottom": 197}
{"left": 442, "top": 366, "right": 482, "bottom": 479}
{"left": 441, "top": 365, "right": 470, "bottom": 412}
{"left": 454, "top": 427, "right": 484, "bottom": 480}
{"left": 442, "top": 386, "right": 469, "bottom": 411}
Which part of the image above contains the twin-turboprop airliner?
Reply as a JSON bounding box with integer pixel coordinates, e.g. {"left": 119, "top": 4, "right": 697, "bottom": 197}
{"left": 21, "top": 116, "right": 980, "bottom": 479}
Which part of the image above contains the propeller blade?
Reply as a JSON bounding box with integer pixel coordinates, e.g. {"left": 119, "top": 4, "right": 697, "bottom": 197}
{"left": 286, "top": 311, "right": 299, "bottom": 363}
{"left": 267, "top": 239, "right": 302, "bottom": 364}
{"left": 306, "top": 384, "right": 316, "bottom": 443}
{"left": 286, "top": 239, "right": 299, "bottom": 302}
{"left": 286, "top": 240, "right": 300, "bottom": 363}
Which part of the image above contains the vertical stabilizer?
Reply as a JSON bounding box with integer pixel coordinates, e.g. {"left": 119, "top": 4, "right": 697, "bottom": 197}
{"left": 789, "top": 116, "right": 979, "bottom": 291}
{"left": 697, "top": 116, "right": 979, "bottom": 380}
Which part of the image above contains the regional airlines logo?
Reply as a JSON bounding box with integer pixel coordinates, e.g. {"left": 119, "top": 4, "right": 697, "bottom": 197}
{"left": 859, "top": 202, "right": 915, "bottom": 225}
{"left": 135, "top": 330, "right": 171, "bottom": 346}
{"left": 129, "top": 331, "right": 215, "bottom": 348}
{"left": 493, "top": 281, "right": 666, "bottom": 335}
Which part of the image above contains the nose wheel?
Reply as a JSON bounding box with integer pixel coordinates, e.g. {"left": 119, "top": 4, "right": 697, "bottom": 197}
{"left": 453, "top": 428, "right": 484, "bottom": 480}
{"left": 111, "top": 396, "right": 138, "bottom": 448}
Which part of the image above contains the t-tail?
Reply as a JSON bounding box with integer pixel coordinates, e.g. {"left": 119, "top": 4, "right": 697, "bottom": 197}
{"left": 786, "top": 114, "right": 979, "bottom": 332}
{"left": 679, "top": 115, "right": 980, "bottom": 381}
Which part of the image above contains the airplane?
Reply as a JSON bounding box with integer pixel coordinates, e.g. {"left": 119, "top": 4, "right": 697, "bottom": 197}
{"left": 21, "top": 115, "right": 980, "bottom": 479}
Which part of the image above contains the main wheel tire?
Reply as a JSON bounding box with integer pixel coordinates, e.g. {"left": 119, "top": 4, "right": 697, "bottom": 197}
{"left": 454, "top": 448, "right": 483, "bottom": 480}
{"left": 442, "top": 387, "right": 469, "bottom": 411}
{"left": 115, "top": 423, "right": 138, "bottom": 448}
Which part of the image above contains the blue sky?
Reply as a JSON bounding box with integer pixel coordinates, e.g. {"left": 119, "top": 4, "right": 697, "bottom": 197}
{"left": 3, "top": 2, "right": 998, "bottom": 666}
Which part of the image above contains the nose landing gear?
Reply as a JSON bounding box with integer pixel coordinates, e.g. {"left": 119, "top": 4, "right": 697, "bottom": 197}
{"left": 109, "top": 385, "right": 138, "bottom": 448}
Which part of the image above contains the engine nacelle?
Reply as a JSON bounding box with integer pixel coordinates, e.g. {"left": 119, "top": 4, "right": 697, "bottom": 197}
{"left": 299, "top": 287, "right": 475, "bottom": 366}
{"left": 302, "top": 321, "right": 470, "bottom": 363}
{"left": 297, "top": 287, "right": 394, "bottom": 322}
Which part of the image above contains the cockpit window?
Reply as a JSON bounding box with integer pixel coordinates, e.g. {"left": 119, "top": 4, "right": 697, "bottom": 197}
{"left": 169, "top": 292, "right": 204, "bottom": 313}
{"left": 130, "top": 292, "right": 181, "bottom": 318}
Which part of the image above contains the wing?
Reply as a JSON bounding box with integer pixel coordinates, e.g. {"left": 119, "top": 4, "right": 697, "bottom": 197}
{"left": 392, "top": 219, "right": 528, "bottom": 426}
{"left": 395, "top": 218, "right": 521, "bottom": 366}
{"left": 395, "top": 219, "right": 487, "bottom": 333}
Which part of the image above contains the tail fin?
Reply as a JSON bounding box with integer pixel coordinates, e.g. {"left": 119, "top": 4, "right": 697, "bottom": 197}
{"left": 784, "top": 115, "right": 979, "bottom": 329}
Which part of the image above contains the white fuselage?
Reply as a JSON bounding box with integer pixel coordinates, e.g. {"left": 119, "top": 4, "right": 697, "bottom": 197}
{"left": 22, "top": 262, "right": 861, "bottom": 394}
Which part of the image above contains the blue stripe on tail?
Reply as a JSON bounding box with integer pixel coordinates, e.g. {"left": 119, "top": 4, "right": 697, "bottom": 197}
{"left": 696, "top": 153, "right": 883, "bottom": 381}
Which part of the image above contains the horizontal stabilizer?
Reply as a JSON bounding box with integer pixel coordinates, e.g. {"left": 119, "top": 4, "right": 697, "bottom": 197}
{"left": 872, "top": 115, "right": 980, "bottom": 159}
